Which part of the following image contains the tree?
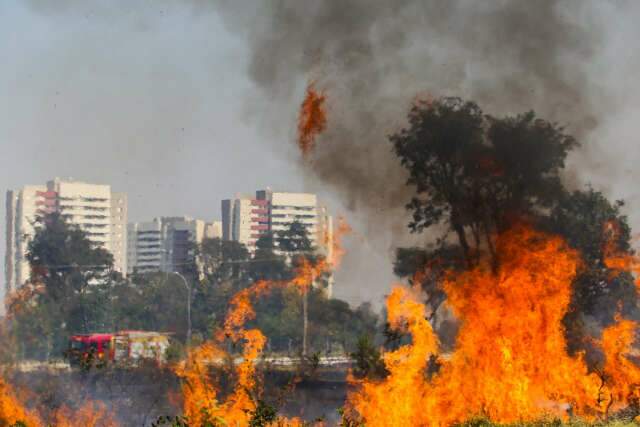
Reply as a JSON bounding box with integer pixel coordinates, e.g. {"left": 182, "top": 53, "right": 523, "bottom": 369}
{"left": 350, "top": 335, "right": 388, "bottom": 379}
{"left": 391, "top": 97, "right": 485, "bottom": 267}
{"left": 542, "top": 189, "right": 639, "bottom": 359}
{"left": 391, "top": 97, "right": 577, "bottom": 269}
{"left": 277, "top": 221, "right": 321, "bottom": 356}
{"left": 250, "top": 232, "right": 289, "bottom": 282}
{"left": 123, "top": 273, "right": 191, "bottom": 339}
{"left": 11, "top": 213, "right": 116, "bottom": 359}
{"left": 392, "top": 96, "right": 635, "bottom": 365}
{"left": 194, "top": 238, "right": 252, "bottom": 337}
{"left": 393, "top": 244, "right": 464, "bottom": 325}
{"left": 277, "top": 221, "right": 314, "bottom": 255}
{"left": 198, "top": 238, "right": 250, "bottom": 284}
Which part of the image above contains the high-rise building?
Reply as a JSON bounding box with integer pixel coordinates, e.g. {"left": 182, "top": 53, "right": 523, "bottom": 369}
{"left": 221, "top": 189, "right": 334, "bottom": 296}
{"left": 222, "top": 189, "right": 332, "bottom": 254}
{"left": 220, "top": 196, "right": 268, "bottom": 252}
{"left": 110, "top": 192, "right": 128, "bottom": 276}
{"left": 127, "top": 216, "right": 221, "bottom": 275}
{"left": 5, "top": 178, "right": 128, "bottom": 296}
{"left": 5, "top": 185, "right": 49, "bottom": 295}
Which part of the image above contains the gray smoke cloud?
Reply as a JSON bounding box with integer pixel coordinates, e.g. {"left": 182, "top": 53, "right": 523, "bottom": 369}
{"left": 212, "top": 0, "right": 601, "bottom": 234}
{"left": 207, "top": 1, "right": 640, "bottom": 307}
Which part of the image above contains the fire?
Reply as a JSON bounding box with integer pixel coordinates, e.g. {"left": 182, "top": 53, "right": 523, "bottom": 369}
{"left": 603, "top": 220, "right": 640, "bottom": 291}
{"left": 54, "top": 402, "right": 118, "bottom": 427}
{"left": 347, "top": 286, "right": 439, "bottom": 426}
{"left": 347, "top": 225, "right": 640, "bottom": 425}
{"left": 175, "top": 258, "right": 328, "bottom": 426}
{"left": 0, "top": 378, "right": 42, "bottom": 427}
{"left": 601, "top": 316, "right": 640, "bottom": 413}
{"left": 328, "top": 216, "right": 351, "bottom": 270}
{"left": 297, "top": 82, "right": 327, "bottom": 157}
{"left": 173, "top": 343, "right": 226, "bottom": 426}
{"left": 0, "top": 376, "right": 119, "bottom": 427}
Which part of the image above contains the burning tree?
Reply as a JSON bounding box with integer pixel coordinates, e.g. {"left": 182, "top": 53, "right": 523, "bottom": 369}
{"left": 391, "top": 97, "right": 577, "bottom": 270}
{"left": 347, "top": 226, "right": 640, "bottom": 425}
{"left": 391, "top": 96, "right": 638, "bottom": 358}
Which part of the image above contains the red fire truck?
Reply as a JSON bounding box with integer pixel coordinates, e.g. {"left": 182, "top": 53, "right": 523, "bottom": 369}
{"left": 66, "top": 331, "right": 171, "bottom": 367}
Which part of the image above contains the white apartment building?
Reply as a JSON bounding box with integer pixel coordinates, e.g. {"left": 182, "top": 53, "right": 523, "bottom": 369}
{"left": 222, "top": 189, "right": 332, "bottom": 254}
{"left": 221, "top": 189, "right": 334, "bottom": 296}
{"left": 127, "top": 219, "right": 164, "bottom": 275}
{"left": 269, "top": 191, "right": 320, "bottom": 246}
{"left": 5, "top": 178, "right": 128, "bottom": 296}
{"left": 5, "top": 185, "right": 50, "bottom": 295}
{"left": 54, "top": 178, "right": 112, "bottom": 249}
{"left": 221, "top": 197, "right": 268, "bottom": 251}
{"left": 127, "top": 216, "right": 221, "bottom": 275}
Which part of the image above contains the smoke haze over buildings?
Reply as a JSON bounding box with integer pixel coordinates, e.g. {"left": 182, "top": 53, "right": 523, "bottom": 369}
{"left": 2, "top": 1, "right": 640, "bottom": 307}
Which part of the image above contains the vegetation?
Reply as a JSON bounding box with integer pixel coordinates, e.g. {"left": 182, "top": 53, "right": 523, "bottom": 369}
{"left": 7, "top": 212, "right": 120, "bottom": 359}
{"left": 349, "top": 335, "right": 387, "bottom": 379}
{"left": 391, "top": 96, "right": 639, "bottom": 357}
{"left": 7, "top": 215, "right": 377, "bottom": 360}
{"left": 455, "top": 419, "right": 638, "bottom": 427}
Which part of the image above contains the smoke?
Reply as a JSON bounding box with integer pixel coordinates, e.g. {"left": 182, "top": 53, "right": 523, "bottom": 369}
{"left": 211, "top": 0, "right": 604, "bottom": 243}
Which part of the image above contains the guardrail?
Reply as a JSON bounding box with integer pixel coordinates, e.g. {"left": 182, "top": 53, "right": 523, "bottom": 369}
{"left": 8, "top": 355, "right": 353, "bottom": 372}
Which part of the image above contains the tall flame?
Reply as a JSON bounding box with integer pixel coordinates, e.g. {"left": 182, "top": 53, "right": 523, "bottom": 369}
{"left": 297, "top": 83, "right": 327, "bottom": 157}
{"left": 603, "top": 220, "right": 640, "bottom": 291}
{"left": 601, "top": 316, "right": 640, "bottom": 412}
{"left": 328, "top": 216, "right": 351, "bottom": 270}
{"left": 347, "top": 225, "right": 640, "bottom": 425}
{"left": 175, "top": 258, "right": 328, "bottom": 426}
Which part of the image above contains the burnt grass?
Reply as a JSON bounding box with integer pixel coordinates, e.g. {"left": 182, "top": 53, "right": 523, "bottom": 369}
{"left": 9, "top": 366, "right": 637, "bottom": 426}
{"left": 8, "top": 364, "right": 350, "bottom": 426}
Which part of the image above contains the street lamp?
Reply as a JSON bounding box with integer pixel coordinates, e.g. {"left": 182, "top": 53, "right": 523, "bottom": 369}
{"left": 168, "top": 271, "right": 191, "bottom": 351}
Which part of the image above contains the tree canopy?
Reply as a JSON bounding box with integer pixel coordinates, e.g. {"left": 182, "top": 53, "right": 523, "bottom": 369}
{"left": 7, "top": 215, "right": 375, "bottom": 360}
{"left": 392, "top": 97, "right": 577, "bottom": 268}
{"left": 392, "top": 97, "right": 636, "bottom": 359}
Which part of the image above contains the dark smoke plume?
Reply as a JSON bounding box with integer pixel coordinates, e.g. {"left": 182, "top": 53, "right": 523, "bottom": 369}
{"left": 213, "top": 0, "right": 601, "bottom": 247}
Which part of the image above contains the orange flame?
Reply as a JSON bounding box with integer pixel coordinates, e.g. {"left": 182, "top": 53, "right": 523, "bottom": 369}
{"left": 176, "top": 259, "right": 328, "bottom": 426}
{"left": 601, "top": 315, "right": 640, "bottom": 412}
{"left": 328, "top": 216, "right": 351, "bottom": 270}
{"left": 54, "top": 402, "right": 118, "bottom": 427}
{"left": 0, "top": 378, "right": 42, "bottom": 427}
{"left": 0, "top": 376, "right": 119, "bottom": 427}
{"left": 347, "top": 225, "right": 640, "bottom": 425}
{"left": 347, "top": 286, "right": 439, "bottom": 426}
{"left": 603, "top": 220, "right": 640, "bottom": 291}
{"left": 297, "top": 83, "right": 327, "bottom": 157}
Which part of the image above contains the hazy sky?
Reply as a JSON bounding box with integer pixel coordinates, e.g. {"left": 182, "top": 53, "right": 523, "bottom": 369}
{"left": 0, "top": 1, "right": 395, "bottom": 307}
{"left": 3, "top": 1, "right": 640, "bottom": 311}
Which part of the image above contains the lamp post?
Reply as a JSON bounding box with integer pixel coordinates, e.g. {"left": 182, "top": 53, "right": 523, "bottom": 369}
{"left": 169, "top": 271, "right": 191, "bottom": 351}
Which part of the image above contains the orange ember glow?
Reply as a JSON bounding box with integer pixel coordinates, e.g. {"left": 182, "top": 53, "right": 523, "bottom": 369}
{"left": 347, "top": 225, "right": 640, "bottom": 426}
{"left": 175, "top": 259, "right": 328, "bottom": 426}
{"left": 297, "top": 83, "right": 327, "bottom": 157}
